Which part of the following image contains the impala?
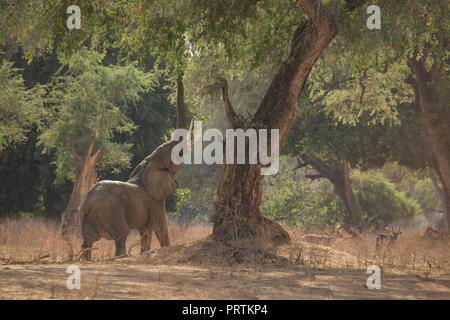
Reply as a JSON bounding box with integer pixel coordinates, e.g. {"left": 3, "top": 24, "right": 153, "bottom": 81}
{"left": 376, "top": 225, "right": 402, "bottom": 251}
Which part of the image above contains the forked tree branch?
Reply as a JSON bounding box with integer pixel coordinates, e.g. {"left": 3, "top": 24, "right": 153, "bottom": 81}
{"left": 91, "top": 147, "right": 102, "bottom": 163}
{"left": 220, "top": 78, "right": 237, "bottom": 127}
{"left": 87, "top": 135, "right": 95, "bottom": 158}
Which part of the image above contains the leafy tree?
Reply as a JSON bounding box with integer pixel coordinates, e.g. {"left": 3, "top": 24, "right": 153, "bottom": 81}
{"left": 382, "top": 163, "right": 444, "bottom": 228}
{"left": 283, "top": 20, "right": 446, "bottom": 229}
{"left": 0, "top": 43, "right": 178, "bottom": 222}
{"left": 338, "top": 0, "right": 450, "bottom": 231}
{"left": 0, "top": 48, "right": 72, "bottom": 220}
{"left": 0, "top": 59, "right": 45, "bottom": 150}
{"left": 0, "top": 57, "right": 48, "bottom": 218}
{"left": 352, "top": 171, "right": 422, "bottom": 229}
{"left": 40, "top": 48, "right": 158, "bottom": 234}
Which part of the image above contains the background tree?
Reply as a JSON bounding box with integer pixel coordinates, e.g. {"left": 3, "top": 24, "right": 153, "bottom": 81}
{"left": 283, "top": 43, "right": 413, "bottom": 231}
{"left": 0, "top": 48, "right": 70, "bottom": 220}
{"left": 40, "top": 48, "right": 158, "bottom": 234}
{"left": 261, "top": 157, "right": 422, "bottom": 229}
{"left": 338, "top": 0, "right": 450, "bottom": 231}
{"left": 0, "top": 56, "right": 47, "bottom": 218}
{"left": 0, "top": 45, "right": 178, "bottom": 223}
{"left": 0, "top": 58, "right": 45, "bottom": 151}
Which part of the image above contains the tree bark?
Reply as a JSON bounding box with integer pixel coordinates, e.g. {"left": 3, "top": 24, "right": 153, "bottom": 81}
{"left": 212, "top": 1, "right": 343, "bottom": 244}
{"left": 300, "top": 154, "right": 363, "bottom": 231}
{"left": 442, "top": 183, "right": 450, "bottom": 234}
{"left": 62, "top": 136, "right": 101, "bottom": 236}
{"left": 432, "top": 165, "right": 450, "bottom": 233}
{"left": 408, "top": 51, "right": 450, "bottom": 233}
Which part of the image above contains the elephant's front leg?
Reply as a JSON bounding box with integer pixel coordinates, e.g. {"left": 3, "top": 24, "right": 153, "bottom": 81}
{"left": 139, "top": 228, "right": 152, "bottom": 253}
{"left": 153, "top": 201, "right": 170, "bottom": 247}
{"left": 114, "top": 235, "right": 127, "bottom": 256}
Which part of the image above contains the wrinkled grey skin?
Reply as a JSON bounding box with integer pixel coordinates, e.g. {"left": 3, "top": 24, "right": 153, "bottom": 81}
{"left": 80, "top": 139, "right": 182, "bottom": 259}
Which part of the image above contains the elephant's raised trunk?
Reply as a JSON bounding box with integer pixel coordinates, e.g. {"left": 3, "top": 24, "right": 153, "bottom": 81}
{"left": 176, "top": 77, "right": 187, "bottom": 129}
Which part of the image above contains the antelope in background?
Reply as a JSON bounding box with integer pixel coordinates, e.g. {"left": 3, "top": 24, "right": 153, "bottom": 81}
{"left": 376, "top": 225, "right": 402, "bottom": 251}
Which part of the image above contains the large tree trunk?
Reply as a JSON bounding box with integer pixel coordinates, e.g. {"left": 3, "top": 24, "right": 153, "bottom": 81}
{"left": 213, "top": 162, "right": 291, "bottom": 243}
{"left": 408, "top": 50, "right": 450, "bottom": 233}
{"left": 433, "top": 165, "right": 450, "bottom": 233}
{"left": 442, "top": 183, "right": 450, "bottom": 234}
{"left": 61, "top": 136, "right": 101, "bottom": 236}
{"left": 212, "top": 1, "right": 342, "bottom": 244}
{"left": 330, "top": 163, "right": 363, "bottom": 231}
{"left": 300, "top": 154, "right": 363, "bottom": 231}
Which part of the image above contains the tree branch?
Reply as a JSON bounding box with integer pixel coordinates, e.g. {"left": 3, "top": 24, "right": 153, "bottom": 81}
{"left": 220, "top": 78, "right": 237, "bottom": 127}
{"left": 300, "top": 153, "right": 331, "bottom": 178}
{"left": 253, "top": 0, "right": 368, "bottom": 149}
{"left": 90, "top": 147, "right": 102, "bottom": 163}
{"left": 86, "top": 135, "right": 102, "bottom": 163}
{"left": 345, "top": 0, "right": 370, "bottom": 11}
{"left": 359, "top": 69, "right": 368, "bottom": 104}
{"left": 293, "top": 157, "right": 309, "bottom": 171}
{"left": 305, "top": 174, "right": 324, "bottom": 181}
{"left": 176, "top": 77, "right": 187, "bottom": 129}
{"left": 87, "top": 135, "right": 96, "bottom": 158}
{"left": 313, "top": 77, "right": 356, "bottom": 106}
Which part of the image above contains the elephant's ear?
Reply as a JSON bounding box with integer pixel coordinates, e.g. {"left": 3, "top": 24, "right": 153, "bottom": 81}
{"left": 128, "top": 160, "right": 147, "bottom": 180}
{"left": 129, "top": 154, "right": 153, "bottom": 181}
{"left": 142, "top": 162, "right": 176, "bottom": 200}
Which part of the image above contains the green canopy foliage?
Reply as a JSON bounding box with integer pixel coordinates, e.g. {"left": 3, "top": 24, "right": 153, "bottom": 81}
{"left": 0, "top": 0, "right": 446, "bottom": 229}
{"left": 39, "top": 48, "right": 158, "bottom": 182}
{"left": 0, "top": 59, "right": 45, "bottom": 150}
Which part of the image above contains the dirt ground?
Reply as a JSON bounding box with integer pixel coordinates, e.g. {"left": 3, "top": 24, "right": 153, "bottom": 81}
{"left": 1, "top": 260, "right": 449, "bottom": 300}
{"left": 1, "top": 222, "right": 449, "bottom": 300}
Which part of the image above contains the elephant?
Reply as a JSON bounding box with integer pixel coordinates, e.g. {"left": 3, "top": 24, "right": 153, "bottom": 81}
{"left": 79, "top": 79, "right": 188, "bottom": 259}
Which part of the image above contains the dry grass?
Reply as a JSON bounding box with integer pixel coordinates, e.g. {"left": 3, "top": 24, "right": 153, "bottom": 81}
{"left": 284, "top": 226, "right": 450, "bottom": 276}
{"left": 0, "top": 219, "right": 448, "bottom": 276}
{"left": 0, "top": 218, "right": 211, "bottom": 263}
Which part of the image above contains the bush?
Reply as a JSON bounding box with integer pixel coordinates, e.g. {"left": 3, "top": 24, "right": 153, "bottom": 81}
{"left": 352, "top": 171, "right": 423, "bottom": 228}
{"left": 261, "top": 158, "right": 347, "bottom": 229}
{"left": 261, "top": 158, "right": 422, "bottom": 229}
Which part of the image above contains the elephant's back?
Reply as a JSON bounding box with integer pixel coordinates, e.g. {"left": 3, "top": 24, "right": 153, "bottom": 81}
{"left": 90, "top": 180, "right": 132, "bottom": 191}
{"left": 82, "top": 180, "right": 140, "bottom": 210}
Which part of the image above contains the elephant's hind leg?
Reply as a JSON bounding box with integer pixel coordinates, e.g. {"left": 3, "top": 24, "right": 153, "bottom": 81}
{"left": 100, "top": 203, "right": 129, "bottom": 257}
{"left": 81, "top": 216, "right": 101, "bottom": 260}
